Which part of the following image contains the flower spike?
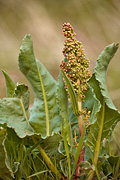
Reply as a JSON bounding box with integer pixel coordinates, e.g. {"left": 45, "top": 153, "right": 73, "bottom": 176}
{"left": 60, "top": 22, "right": 91, "bottom": 101}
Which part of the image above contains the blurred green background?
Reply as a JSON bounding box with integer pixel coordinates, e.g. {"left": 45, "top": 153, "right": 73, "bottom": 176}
{"left": 0, "top": 0, "right": 120, "bottom": 155}
{"left": 0, "top": 0, "right": 120, "bottom": 108}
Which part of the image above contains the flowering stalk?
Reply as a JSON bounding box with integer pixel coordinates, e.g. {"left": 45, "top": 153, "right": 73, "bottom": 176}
{"left": 60, "top": 23, "right": 91, "bottom": 177}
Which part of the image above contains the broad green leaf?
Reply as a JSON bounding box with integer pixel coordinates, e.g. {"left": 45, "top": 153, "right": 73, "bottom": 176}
{"left": 0, "top": 84, "right": 34, "bottom": 138}
{"left": 103, "top": 155, "right": 120, "bottom": 178}
{"left": 83, "top": 86, "right": 100, "bottom": 135}
{"left": 2, "top": 70, "right": 15, "bottom": 97}
{"left": 94, "top": 43, "right": 119, "bottom": 109}
{"left": 82, "top": 87, "right": 95, "bottom": 113}
{"left": 104, "top": 122, "right": 120, "bottom": 156}
{"left": 56, "top": 71, "right": 73, "bottom": 146}
{"left": 18, "top": 35, "right": 61, "bottom": 137}
{"left": 39, "top": 133, "right": 63, "bottom": 156}
{"left": 0, "top": 129, "right": 14, "bottom": 179}
{"left": 86, "top": 43, "right": 120, "bottom": 150}
{"left": 61, "top": 69, "right": 79, "bottom": 116}
{"left": 86, "top": 43, "right": 120, "bottom": 179}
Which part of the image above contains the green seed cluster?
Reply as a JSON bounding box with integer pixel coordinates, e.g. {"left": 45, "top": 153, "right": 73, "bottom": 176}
{"left": 60, "top": 22, "right": 91, "bottom": 100}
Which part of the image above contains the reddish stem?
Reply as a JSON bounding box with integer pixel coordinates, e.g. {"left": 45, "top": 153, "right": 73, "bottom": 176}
{"left": 75, "top": 146, "right": 85, "bottom": 177}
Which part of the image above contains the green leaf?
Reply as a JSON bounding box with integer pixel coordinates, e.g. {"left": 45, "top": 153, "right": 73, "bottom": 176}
{"left": 79, "top": 161, "right": 93, "bottom": 173}
{"left": 61, "top": 69, "right": 79, "bottom": 116}
{"left": 0, "top": 129, "right": 14, "bottom": 179}
{"left": 56, "top": 71, "right": 73, "bottom": 146}
{"left": 83, "top": 86, "right": 100, "bottom": 126}
{"left": 40, "top": 133, "right": 63, "bottom": 156}
{"left": 82, "top": 87, "right": 95, "bottom": 113}
{"left": 94, "top": 43, "right": 119, "bottom": 109}
{"left": 86, "top": 43, "right": 120, "bottom": 150}
{"left": 27, "top": 170, "right": 48, "bottom": 178}
{"left": 2, "top": 70, "right": 15, "bottom": 97}
{"left": 18, "top": 35, "right": 61, "bottom": 137}
{"left": 0, "top": 84, "right": 34, "bottom": 138}
{"left": 0, "top": 70, "right": 34, "bottom": 137}
{"left": 86, "top": 43, "right": 120, "bottom": 179}
{"left": 103, "top": 155, "right": 120, "bottom": 178}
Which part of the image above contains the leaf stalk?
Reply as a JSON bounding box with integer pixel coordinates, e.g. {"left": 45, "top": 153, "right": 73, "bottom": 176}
{"left": 87, "top": 99, "right": 105, "bottom": 180}
{"left": 32, "top": 137, "right": 63, "bottom": 180}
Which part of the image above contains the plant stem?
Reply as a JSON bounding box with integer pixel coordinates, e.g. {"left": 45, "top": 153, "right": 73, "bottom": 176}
{"left": 78, "top": 101, "right": 83, "bottom": 137}
{"left": 75, "top": 98, "right": 85, "bottom": 177}
{"left": 32, "top": 137, "right": 63, "bottom": 180}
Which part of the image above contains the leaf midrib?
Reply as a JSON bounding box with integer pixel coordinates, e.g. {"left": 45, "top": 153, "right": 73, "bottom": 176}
{"left": 35, "top": 60, "right": 49, "bottom": 136}
{"left": 19, "top": 97, "right": 33, "bottom": 131}
{"left": 94, "top": 99, "right": 105, "bottom": 165}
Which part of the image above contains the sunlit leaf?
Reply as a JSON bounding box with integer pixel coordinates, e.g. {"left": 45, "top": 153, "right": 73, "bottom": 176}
{"left": 86, "top": 43, "right": 120, "bottom": 179}
{"left": 0, "top": 84, "right": 34, "bottom": 138}
{"left": 19, "top": 35, "right": 61, "bottom": 137}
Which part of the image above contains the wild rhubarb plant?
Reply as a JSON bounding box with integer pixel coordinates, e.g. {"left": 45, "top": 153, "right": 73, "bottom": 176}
{"left": 0, "top": 23, "right": 120, "bottom": 180}
{"left": 60, "top": 23, "right": 91, "bottom": 177}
